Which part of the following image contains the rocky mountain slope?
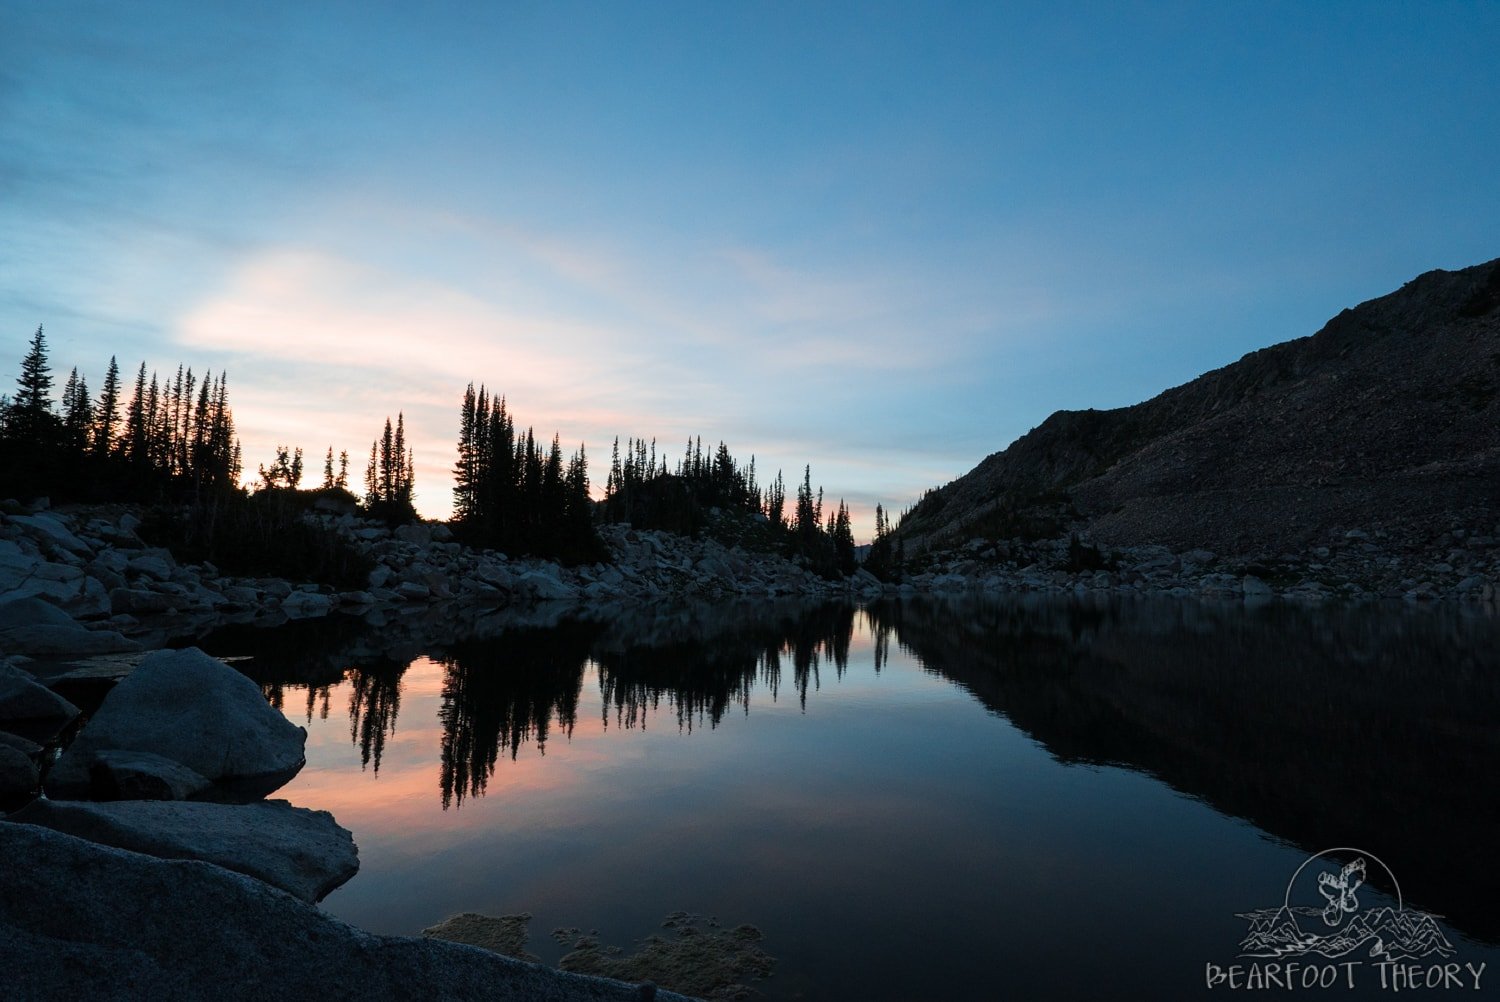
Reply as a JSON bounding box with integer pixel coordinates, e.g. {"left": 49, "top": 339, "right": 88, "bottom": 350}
{"left": 899, "top": 257, "right": 1500, "bottom": 559}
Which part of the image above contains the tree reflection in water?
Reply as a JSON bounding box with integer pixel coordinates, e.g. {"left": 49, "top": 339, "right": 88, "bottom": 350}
{"left": 436, "top": 625, "right": 598, "bottom": 809}
{"left": 215, "top": 594, "right": 1500, "bottom": 944}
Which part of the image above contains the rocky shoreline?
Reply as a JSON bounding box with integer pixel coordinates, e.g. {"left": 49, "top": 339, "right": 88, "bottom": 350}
{"left": 0, "top": 501, "right": 715, "bottom": 1001}
{"left": 3, "top": 498, "right": 1495, "bottom": 652}
{"left": 903, "top": 521, "right": 1500, "bottom": 606}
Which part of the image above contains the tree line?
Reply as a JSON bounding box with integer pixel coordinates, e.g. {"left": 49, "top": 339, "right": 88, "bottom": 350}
{"left": 5, "top": 325, "right": 903, "bottom": 580}
{"left": 597, "top": 433, "right": 857, "bottom": 576}
{"left": 452, "top": 384, "right": 602, "bottom": 564}
{"left": 0, "top": 325, "right": 241, "bottom": 502}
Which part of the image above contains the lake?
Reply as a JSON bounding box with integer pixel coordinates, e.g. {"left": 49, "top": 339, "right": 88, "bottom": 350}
{"left": 199, "top": 595, "right": 1500, "bottom": 1000}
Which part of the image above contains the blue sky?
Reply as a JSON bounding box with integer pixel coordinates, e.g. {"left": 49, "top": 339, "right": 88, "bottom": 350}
{"left": 3, "top": 2, "right": 1497, "bottom": 531}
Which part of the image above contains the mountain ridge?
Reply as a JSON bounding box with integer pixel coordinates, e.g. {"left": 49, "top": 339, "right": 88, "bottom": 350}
{"left": 899, "top": 257, "right": 1500, "bottom": 559}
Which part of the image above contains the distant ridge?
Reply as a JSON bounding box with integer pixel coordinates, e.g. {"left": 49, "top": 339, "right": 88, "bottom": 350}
{"left": 899, "top": 258, "right": 1500, "bottom": 558}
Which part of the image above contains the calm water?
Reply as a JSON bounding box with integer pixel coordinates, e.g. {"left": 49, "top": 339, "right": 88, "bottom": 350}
{"left": 199, "top": 596, "right": 1500, "bottom": 1000}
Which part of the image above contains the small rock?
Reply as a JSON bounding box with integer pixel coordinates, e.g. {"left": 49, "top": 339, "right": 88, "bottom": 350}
{"left": 126, "top": 552, "right": 175, "bottom": 582}
{"left": 280, "top": 592, "right": 332, "bottom": 619}
{"left": 396, "top": 581, "right": 431, "bottom": 601}
{"left": 109, "top": 587, "right": 177, "bottom": 616}
{"left": 88, "top": 749, "right": 213, "bottom": 801}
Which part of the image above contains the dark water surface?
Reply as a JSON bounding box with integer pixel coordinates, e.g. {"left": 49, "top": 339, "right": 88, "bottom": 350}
{"left": 200, "top": 597, "right": 1500, "bottom": 1000}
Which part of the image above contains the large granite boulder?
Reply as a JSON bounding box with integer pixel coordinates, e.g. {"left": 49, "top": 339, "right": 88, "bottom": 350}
{"left": 0, "top": 597, "right": 139, "bottom": 656}
{"left": 8, "top": 513, "right": 92, "bottom": 557}
{"left": 6, "top": 798, "right": 358, "bottom": 903}
{"left": 0, "top": 823, "right": 687, "bottom": 1002}
{"left": 47, "top": 647, "right": 306, "bottom": 801}
{"left": 0, "top": 659, "right": 80, "bottom": 731}
{"left": 0, "top": 743, "right": 38, "bottom": 800}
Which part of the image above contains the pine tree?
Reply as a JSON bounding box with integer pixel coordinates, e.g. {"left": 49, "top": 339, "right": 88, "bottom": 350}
{"left": 337, "top": 450, "right": 349, "bottom": 489}
{"left": 93, "top": 355, "right": 121, "bottom": 457}
{"left": 322, "top": 446, "right": 336, "bottom": 489}
{"left": 7, "top": 324, "right": 60, "bottom": 444}
{"left": 364, "top": 441, "right": 378, "bottom": 505}
{"left": 123, "top": 362, "right": 149, "bottom": 466}
{"left": 453, "top": 383, "right": 477, "bottom": 521}
{"left": 61, "top": 367, "right": 93, "bottom": 452}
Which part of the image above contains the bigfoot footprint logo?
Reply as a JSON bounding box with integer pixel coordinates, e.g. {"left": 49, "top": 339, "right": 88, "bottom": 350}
{"left": 1315, "top": 857, "right": 1365, "bottom": 927}
{"left": 1236, "top": 848, "right": 1454, "bottom": 960}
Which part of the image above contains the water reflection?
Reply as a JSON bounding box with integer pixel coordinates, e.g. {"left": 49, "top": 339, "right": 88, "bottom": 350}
{"left": 863, "top": 595, "right": 1500, "bottom": 943}
{"left": 202, "top": 595, "right": 1500, "bottom": 946}
{"left": 593, "top": 603, "right": 857, "bottom": 729}
{"left": 437, "top": 626, "right": 597, "bottom": 808}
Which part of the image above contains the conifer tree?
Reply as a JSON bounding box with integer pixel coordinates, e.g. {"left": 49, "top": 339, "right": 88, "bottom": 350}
{"left": 93, "top": 355, "right": 121, "bottom": 457}
{"left": 7, "top": 324, "right": 60, "bottom": 444}
{"left": 61, "top": 367, "right": 93, "bottom": 452}
{"left": 123, "top": 362, "right": 148, "bottom": 465}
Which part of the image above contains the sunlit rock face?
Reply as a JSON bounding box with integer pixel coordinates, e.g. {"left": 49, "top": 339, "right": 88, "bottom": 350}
{"left": 46, "top": 647, "right": 306, "bottom": 802}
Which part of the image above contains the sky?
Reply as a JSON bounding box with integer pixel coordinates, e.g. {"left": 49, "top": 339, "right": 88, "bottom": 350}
{"left": 3, "top": 2, "right": 1498, "bottom": 535}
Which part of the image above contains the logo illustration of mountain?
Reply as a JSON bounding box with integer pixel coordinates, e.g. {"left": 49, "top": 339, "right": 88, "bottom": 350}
{"left": 1237, "top": 848, "right": 1456, "bottom": 961}
{"left": 1316, "top": 857, "right": 1365, "bottom": 926}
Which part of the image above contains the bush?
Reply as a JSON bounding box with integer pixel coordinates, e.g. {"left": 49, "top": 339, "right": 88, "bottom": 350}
{"left": 140, "top": 490, "right": 374, "bottom": 589}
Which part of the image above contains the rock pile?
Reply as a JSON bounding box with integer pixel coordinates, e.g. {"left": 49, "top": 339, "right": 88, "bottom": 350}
{"left": 902, "top": 521, "right": 1500, "bottom": 605}
{"left": 0, "top": 503, "right": 886, "bottom": 651}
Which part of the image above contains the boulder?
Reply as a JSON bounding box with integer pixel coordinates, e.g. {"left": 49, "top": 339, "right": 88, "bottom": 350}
{"left": 0, "top": 823, "right": 685, "bottom": 1002}
{"left": 6, "top": 798, "right": 358, "bottom": 903}
{"left": 220, "top": 584, "right": 261, "bottom": 607}
{"left": 126, "top": 551, "right": 175, "bottom": 582}
{"left": 0, "top": 730, "right": 42, "bottom": 757}
{"left": 0, "top": 537, "right": 39, "bottom": 579}
{"left": 0, "top": 559, "right": 86, "bottom": 606}
{"left": 108, "top": 587, "right": 177, "bottom": 615}
{"left": 394, "top": 523, "right": 434, "bottom": 545}
{"left": 9, "top": 513, "right": 92, "bottom": 557}
{"left": 47, "top": 647, "right": 306, "bottom": 801}
{"left": 0, "top": 743, "right": 38, "bottom": 800}
{"left": 1241, "top": 575, "right": 1274, "bottom": 598}
{"left": 63, "top": 575, "right": 114, "bottom": 619}
{"left": 0, "top": 594, "right": 79, "bottom": 631}
{"left": 0, "top": 596, "right": 139, "bottom": 655}
{"left": 280, "top": 591, "right": 332, "bottom": 619}
{"left": 0, "top": 660, "right": 81, "bottom": 728}
{"left": 89, "top": 749, "right": 213, "bottom": 801}
{"left": 0, "top": 621, "right": 136, "bottom": 656}
{"left": 396, "top": 580, "right": 431, "bottom": 601}
{"left": 514, "top": 570, "right": 576, "bottom": 602}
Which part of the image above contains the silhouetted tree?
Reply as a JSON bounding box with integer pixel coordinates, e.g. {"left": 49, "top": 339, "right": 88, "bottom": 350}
{"left": 6, "top": 325, "right": 60, "bottom": 445}
{"left": 365, "top": 413, "right": 415, "bottom": 523}
{"left": 258, "top": 445, "right": 304, "bottom": 491}
{"left": 92, "top": 355, "right": 121, "bottom": 458}
{"left": 60, "top": 367, "right": 93, "bottom": 452}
